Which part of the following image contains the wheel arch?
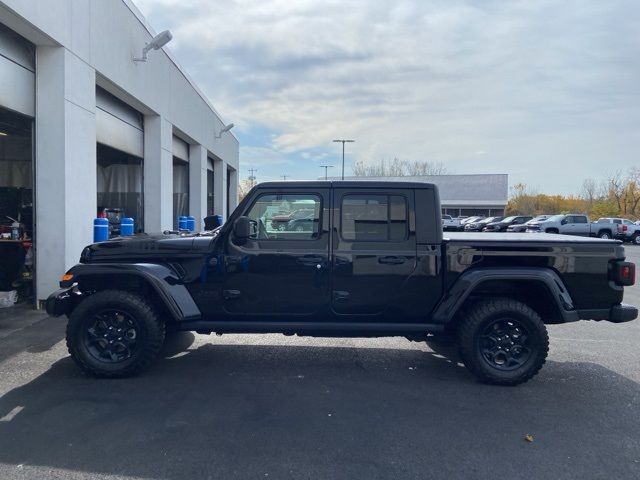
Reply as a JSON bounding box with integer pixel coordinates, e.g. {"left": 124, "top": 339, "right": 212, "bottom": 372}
{"left": 64, "top": 263, "right": 201, "bottom": 323}
{"left": 432, "top": 268, "right": 579, "bottom": 327}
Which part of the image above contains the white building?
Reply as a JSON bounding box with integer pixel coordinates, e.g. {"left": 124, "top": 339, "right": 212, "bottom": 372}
{"left": 327, "top": 174, "right": 508, "bottom": 217}
{"left": 0, "top": 0, "right": 239, "bottom": 304}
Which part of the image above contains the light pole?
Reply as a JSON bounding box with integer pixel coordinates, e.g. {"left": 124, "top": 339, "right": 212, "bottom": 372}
{"left": 319, "top": 165, "right": 334, "bottom": 180}
{"left": 248, "top": 168, "right": 258, "bottom": 187}
{"left": 333, "top": 139, "right": 354, "bottom": 180}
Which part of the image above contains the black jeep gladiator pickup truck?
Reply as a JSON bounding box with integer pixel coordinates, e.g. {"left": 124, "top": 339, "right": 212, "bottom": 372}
{"left": 46, "top": 181, "right": 638, "bottom": 385}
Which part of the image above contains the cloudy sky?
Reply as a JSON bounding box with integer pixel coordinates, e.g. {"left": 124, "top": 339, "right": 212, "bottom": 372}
{"left": 134, "top": 0, "right": 639, "bottom": 193}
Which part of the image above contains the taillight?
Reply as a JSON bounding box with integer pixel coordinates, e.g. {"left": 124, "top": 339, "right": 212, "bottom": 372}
{"left": 613, "top": 261, "right": 635, "bottom": 286}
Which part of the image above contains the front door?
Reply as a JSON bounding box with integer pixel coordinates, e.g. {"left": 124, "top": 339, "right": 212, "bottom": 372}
{"left": 221, "top": 189, "right": 330, "bottom": 317}
{"left": 331, "top": 188, "right": 417, "bottom": 317}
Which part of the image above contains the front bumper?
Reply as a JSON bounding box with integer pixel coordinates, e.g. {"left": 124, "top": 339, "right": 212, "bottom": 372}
{"left": 45, "top": 286, "right": 82, "bottom": 317}
{"left": 578, "top": 304, "right": 638, "bottom": 323}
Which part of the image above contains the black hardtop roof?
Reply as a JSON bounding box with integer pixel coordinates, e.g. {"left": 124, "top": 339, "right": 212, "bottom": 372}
{"left": 256, "top": 180, "right": 436, "bottom": 189}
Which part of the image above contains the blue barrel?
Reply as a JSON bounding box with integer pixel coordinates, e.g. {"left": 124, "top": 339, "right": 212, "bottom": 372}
{"left": 178, "top": 216, "right": 188, "bottom": 230}
{"left": 214, "top": 214, "right": 223, "bottom": 227}
{"left": 93, "top": 218, "right": 109, "bottom": 242}
{"left": 120, "top": 217, "right": 134, "bottom": 236}
{"left": 187, "top": 216, "right": 196, "bottom": 232}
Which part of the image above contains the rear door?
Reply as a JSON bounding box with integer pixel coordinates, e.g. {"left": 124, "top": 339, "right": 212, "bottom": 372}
{"left": 572, "top": 215, "right": 590, "bottom": 236}
{"left": 331, "top": 187, "right": 417, "bottom": 317}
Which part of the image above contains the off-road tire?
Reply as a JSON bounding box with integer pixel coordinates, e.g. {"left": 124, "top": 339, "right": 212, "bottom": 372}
{"left": 457, "top": 298, "right": 549, "bottom": 386}
{"left": 66, "top": 290, "right": 165, "bottom": 378}
{"left": 632, "top": 233, "right": 640, "bottom": 245}
{"left": 598, "top": 231, "right": 611, "bottom": 239}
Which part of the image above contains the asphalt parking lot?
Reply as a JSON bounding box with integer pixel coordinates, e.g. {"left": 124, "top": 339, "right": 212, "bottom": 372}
{"left": 1, "top": 248, "right": 639, "bottom": 480}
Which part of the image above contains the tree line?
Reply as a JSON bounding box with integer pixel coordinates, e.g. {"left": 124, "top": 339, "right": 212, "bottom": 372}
{"left": 507, "top": 168, "right": 640, "bottom": 219}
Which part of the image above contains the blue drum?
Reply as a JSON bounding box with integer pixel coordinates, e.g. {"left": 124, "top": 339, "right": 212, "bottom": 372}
{"left": 93, "top": 218, "right": 109, "bottom": 242}
{"left": 120, "top": 217, "right": 134, "bottom": 236}
{"left": 187, "top": 216, "right": 196, "bottom": 232}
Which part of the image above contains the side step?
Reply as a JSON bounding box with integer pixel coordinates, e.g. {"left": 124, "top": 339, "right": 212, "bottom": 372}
{"left": 179, "top": 320, "right": 444, "bottom": 337}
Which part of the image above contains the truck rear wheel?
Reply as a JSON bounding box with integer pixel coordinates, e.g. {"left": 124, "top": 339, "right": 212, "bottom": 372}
{"left": 66, "top": 290, "right": 165, "bottom": 377}
{"left": 457, "top": 298, "right": 548, "bottom": 386}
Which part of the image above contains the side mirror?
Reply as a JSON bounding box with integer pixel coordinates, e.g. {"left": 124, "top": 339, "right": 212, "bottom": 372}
{"left": 233, "top": 216, "right": 251, "bottom": 239}
{"left": 560, "top": 219, "right": 567, "bottom": 225}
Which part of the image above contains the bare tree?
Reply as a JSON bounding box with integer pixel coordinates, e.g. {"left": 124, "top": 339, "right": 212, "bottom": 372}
{"left": 353, "top": 158, "right": 448, "bottom": 177}
{"left": 580, "top": 178, "right": 599, "bottom": 209}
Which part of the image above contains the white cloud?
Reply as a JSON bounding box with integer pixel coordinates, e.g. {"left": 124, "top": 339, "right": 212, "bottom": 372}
{"left": 134, "top": 0, "right": 640, "bottom": 193}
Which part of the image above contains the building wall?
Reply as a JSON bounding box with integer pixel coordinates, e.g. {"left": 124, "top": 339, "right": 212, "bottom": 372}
{"left": 0, "top": 0, "right": 239, "bottom": 302}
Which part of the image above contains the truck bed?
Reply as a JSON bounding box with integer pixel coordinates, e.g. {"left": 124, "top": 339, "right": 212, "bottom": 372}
{"left": 444, "top": 232, "right": 621, "bottom": 244}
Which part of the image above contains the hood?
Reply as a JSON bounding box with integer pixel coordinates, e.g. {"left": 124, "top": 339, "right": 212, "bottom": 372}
{"left": 82, "top": 232, "right": 216, "bottom": 263}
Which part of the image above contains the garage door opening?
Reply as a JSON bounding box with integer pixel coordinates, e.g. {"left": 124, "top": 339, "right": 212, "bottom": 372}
{"left": 173, "top": 157, "right": 189, "bottom": 229}
{"left": 97, "top": 143, "right": 144, "bottom": 236}
{"left": 0, "top": 107, "right": 34, "bottom": 302}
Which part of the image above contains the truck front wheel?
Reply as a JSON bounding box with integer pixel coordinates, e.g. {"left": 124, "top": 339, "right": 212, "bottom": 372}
{"left": 457, "top": 298, "right": 549, "bottom": 386}
{"left": 66, "top": 290, "right": 165, "bottom": 377}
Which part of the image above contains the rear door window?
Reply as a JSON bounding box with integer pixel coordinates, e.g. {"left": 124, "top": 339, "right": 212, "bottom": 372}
{"left": 341, "top": 194, "right": 408, "bottom": 242}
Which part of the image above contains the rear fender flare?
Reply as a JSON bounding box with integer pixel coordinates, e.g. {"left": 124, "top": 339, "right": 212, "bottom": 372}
{"left": 65, "top": 263, "right": 201, "bottom": 321}
{"left": 432, "top": 267, "right": 578, "bottom": 324}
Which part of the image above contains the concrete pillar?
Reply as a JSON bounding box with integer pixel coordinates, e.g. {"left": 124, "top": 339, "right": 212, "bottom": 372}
{"left": 228, "top": 167, "right": 239, "bottom": 215}
{"left": 213, "top": 158, "right": 228, "bottom": 221}
{"left": 188, "top": 143, "right": 207, "bottom": 231}
{"left": 144, "top": 115, "right": 173, "bottom": 232}
{"left": 35, "top": 46, "right": 96, "bottom": 302}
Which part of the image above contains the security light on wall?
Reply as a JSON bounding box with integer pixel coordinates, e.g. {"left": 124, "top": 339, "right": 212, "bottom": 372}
{"left": 215, "top": 123, "right": 234, "bottom": 140}
{"left": 133, "top": 30, "right": 173, "bottom": 62}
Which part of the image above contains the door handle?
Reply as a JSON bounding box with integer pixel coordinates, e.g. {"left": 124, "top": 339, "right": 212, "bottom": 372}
{"left": 334, "top": 256, "right": 350, "bottom": 266}
{"left": 296, "top": 255, "right": 326, "bottom": 267}
{"left": 378, "top": 256, "right": 405, "bottom": 265}
{"left": 223, "top": 289, "right": 241, "bottom": 300}
{"left": 333, "top": 290, "right": 350, "bottom": 302}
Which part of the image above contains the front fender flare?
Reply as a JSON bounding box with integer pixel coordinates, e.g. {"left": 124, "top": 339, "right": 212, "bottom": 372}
{"left": 63, "top": 263, "right": 201, "bottom": 321}
{"left": 432, "top": 267, "right": 578, "bottom": 324}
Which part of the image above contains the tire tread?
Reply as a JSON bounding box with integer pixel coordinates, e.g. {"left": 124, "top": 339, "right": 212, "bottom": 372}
{"left": 66, "top": 290, "right": 165, "bottom": 378}
{"left": 457, "top": 297, "right": 549, "bottom": 386}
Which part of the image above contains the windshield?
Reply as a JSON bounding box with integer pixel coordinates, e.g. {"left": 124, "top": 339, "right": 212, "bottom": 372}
{"left": 479, "top": 217, "right": 497, "bottom": 224}
{"left": 547, "top": 214, "right": 565, "bottom": 221}
{"left": 500, "top": 216, "right": 517, "bottom": 223}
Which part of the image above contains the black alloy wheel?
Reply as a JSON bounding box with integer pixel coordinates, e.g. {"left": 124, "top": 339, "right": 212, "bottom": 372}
{"left": 457, "top": 298, "right": 549, "bottom": 385}
{"left": 83, "top": 309, "right": 141, "bottom": 363}
{"left": 67, "top": 290, "right": 165, "bottom": 377}
{"left": 478, "top": 318, "right": 533, "bottom": 371}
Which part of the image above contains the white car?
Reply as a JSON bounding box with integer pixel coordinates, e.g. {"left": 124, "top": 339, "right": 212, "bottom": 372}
{"left": 442, "top": 214, "right": 461, "bottom": 231}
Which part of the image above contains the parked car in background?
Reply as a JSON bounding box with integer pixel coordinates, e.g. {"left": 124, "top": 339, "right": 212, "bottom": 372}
{"left": 526, "top": 214, "right": 590, "bottom": 235}
{"left": 483, "top": 215, "right": 533, "bottom": 232}
{"left": 464, "top": 216, "right": 503, "bottom": 232}
{"left": 526, "top": 214, "right": 624, "bottom": 239}
{"left": 457, "top": 216, "right": 484, "bottom": 230}
{"left": 442, "top": 214, "right": 461, "bottom": 231}
{"left": 507, "top": 215, "right": 550, "bottom": 233}
{"left": 270, "top": 208, "right": 315, "bottom": 231}
{"left": 287, "top": 211, "right": 317, "bottom": 232}
{"left": 593, "top": 218, "right": 628, "bottom": 240}
{"left": 619, "top": 219, "right": 640, "bottom": 244}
